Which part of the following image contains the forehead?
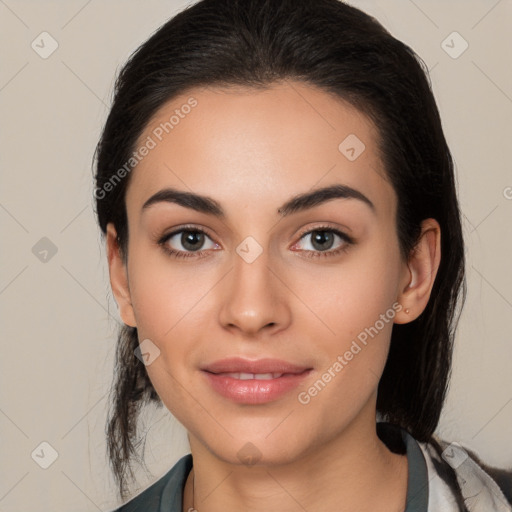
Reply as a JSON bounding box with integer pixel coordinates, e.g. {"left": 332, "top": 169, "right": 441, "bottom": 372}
{"left": 125, "top": 80, "right": 395, "bottom": 219}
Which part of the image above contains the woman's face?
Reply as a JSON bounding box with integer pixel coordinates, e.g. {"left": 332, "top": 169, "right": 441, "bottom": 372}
{"left": 110, "top": 80, "right": 415, "bottom": 466}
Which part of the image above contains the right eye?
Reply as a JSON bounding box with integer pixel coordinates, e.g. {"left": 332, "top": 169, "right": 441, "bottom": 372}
{"left": 158, "top": 227, "right": 220, "bottom": 259}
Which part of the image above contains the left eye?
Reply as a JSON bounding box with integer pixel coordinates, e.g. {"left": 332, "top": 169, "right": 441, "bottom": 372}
{"left": 293, "top": 228, "right": 352, "bottom": 253}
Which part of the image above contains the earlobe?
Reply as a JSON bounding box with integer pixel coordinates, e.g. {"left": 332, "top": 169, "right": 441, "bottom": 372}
{"left": 106, "top": 223, "right": 137, "bottom": 327}
{"left": 394, "top": 218, "right": 441, "bottom": 324}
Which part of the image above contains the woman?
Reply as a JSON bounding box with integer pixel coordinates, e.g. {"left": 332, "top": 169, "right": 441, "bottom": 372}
{"left": 94, "top": 0, "right": 512, "bottom": 510}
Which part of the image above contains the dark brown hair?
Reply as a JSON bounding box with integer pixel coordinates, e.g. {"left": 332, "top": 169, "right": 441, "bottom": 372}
{"left": 94, "top": 0, "right": 466, "bottom": 499}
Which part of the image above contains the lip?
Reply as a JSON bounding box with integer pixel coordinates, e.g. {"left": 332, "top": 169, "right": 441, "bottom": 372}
{"left": 202, "top": 357, "right": 311, "bottom": 374}
{"left": 201, "top": 357, "right": 313, "bottom": 404}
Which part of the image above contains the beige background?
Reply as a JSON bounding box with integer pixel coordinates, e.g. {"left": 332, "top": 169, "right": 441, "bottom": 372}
{"left": 1, "top": 0, "right": 511, "bottom": 510}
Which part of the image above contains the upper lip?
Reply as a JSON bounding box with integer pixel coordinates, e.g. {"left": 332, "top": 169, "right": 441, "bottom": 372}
{"left": 202, "top": 357, "right": 312, "bottom": 375}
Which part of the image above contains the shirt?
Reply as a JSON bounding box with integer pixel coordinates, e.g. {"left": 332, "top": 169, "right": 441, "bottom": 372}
{"left": 111, "top": 422, "right": 511, "bottom": 512}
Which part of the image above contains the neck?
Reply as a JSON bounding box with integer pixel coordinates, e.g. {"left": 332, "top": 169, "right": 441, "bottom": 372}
{"left": 183, "top": 409, "right": 408, "bottom": 512}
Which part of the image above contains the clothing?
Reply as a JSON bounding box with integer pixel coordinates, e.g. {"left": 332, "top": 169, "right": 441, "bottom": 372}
{"left": 111, "top": 422, "right": 511, "bottom": 512}
{"left": 418, "top": 436, "right": 512, "bottom": 511}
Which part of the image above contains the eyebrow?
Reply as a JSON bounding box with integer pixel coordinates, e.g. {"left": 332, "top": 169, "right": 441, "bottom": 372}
{"left": 141, "top": 184, "right": 375, "bottom": 217}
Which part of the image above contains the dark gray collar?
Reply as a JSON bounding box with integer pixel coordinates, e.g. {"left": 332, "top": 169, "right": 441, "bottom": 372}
{"left": 401, "top": 427, "right": 429, "bottom": 511}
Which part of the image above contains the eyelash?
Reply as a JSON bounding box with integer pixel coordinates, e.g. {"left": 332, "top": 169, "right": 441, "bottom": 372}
{"left": 158, "top": 225, "right": 216, "bottom": 260}
{"left": 157, "top": 224, "right": 354, "bottom": 260}
{"left": 294, "top": 225, "right": 354, "bottom": 259}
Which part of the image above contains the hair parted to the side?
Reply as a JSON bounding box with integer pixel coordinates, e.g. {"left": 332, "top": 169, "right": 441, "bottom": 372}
{"left": 93, "top": 0, "right": 466, "bottom": 499}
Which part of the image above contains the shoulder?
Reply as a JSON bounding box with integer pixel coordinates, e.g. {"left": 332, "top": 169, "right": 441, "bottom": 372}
{"left": 419, "top": 435, "right": 512, "bottom": 511}
{"left": 462, "top": 444, "right": 512, "bottom": 505}
{"left": 377, "top": 421, "right": 512, "bottom": 511}
{"left": 109, "top": 454, "right": 193, "bottom": 512}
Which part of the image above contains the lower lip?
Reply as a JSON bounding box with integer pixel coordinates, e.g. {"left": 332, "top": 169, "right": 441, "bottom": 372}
{"left": 202, "top": 370, "right": 312, "bottom": 404}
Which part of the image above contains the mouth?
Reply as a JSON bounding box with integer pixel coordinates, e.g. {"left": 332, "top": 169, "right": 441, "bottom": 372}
{"left": 201, "top": 357, "right": 313, "bottom": 404}
{"left": 210, "top": 372, "right": 297, "bottom": 380}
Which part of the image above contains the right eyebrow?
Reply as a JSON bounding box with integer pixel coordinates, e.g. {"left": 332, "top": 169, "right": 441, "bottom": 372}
{"left": 142, "top": 188, "right": 224, "bottom": 217}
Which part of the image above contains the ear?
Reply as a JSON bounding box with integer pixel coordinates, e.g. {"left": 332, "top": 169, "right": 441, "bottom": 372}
{"left": 106, "top": 223, "right": 137, "bottom": 327}
{"left": 394, "top": 218, "right": 441, "bottom": 324}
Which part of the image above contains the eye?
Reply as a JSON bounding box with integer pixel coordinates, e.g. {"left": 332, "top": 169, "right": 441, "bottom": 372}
{"left": 291, "top": 226, "right": 354, "bottom": 258}
{"left": 158, "top": 226, "right": 219, "bottom": 259}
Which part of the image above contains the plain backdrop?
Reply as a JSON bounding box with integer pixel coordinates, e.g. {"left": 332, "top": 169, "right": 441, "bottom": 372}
{"left": 1, "top": 0, "right": 511, "bottom": 510}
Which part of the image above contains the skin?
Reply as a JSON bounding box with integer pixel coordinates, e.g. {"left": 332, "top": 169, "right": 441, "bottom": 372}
{"left": 106, "top": 79, "right": 441, "bottom": 512}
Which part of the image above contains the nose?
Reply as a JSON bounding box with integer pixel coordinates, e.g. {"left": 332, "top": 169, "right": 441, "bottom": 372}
{"left": 218, "top": 244, "right": 292, "bottom": 337}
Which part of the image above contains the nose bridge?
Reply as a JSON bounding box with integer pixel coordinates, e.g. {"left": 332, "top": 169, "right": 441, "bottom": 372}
{"left": 218, "top": 237, "right": 290, "bottom": 334}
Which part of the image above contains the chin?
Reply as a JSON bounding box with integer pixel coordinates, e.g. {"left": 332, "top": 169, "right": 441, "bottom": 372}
{"left": 214, "top": 444, "right": 298, "bottom": 468}
{"left": 198, "top": 427, "right": 313, "bottom": 469}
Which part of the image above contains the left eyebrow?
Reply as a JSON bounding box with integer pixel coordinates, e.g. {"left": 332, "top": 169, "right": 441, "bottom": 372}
{"left": 277, "top": 184, "right": 375, "bottom": 216}
{"left": 141, "top": 184, "right": 375, "bottom": 217}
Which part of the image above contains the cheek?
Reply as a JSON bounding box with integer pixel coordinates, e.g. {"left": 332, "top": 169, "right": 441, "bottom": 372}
{"left": 127, "top": 242, "right": 215, "bottom": 339}
{"left": 126, "top": 251, "right": 203, "bottom": 419}
{"left": 291, "top": 235, "right": 402, "bottom": 342}
{"left": 125, "top": 244, "right": 223, "bottom": 405}
{"left": 289, "top": 231, "right": 402, "bottom": 411}
{"left": 292, "top": 253, "right": 400, "bottom": 433}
